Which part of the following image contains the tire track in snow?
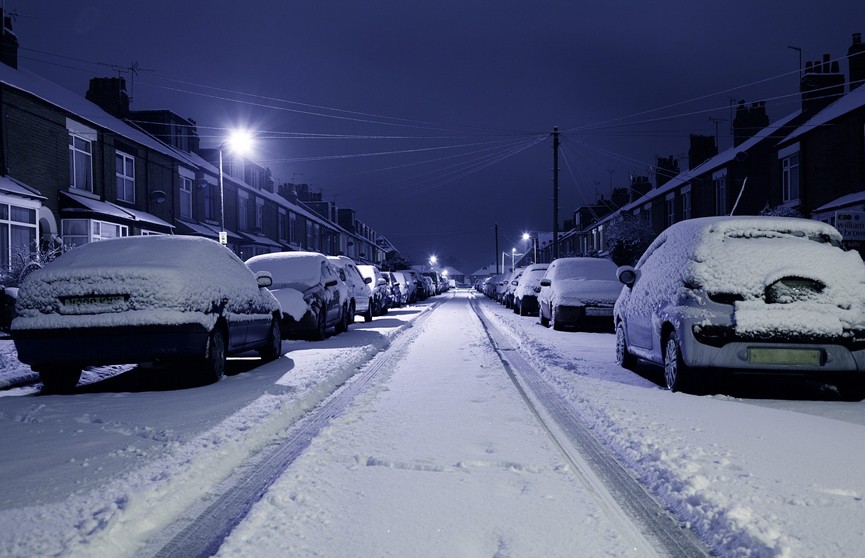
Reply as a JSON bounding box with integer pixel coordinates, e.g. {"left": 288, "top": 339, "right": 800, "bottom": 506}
{"left": 146, "top": 303, "right": 442, "bottom": 558}
{"left": 469, "top": 295, "right": 708, "bottom": 558}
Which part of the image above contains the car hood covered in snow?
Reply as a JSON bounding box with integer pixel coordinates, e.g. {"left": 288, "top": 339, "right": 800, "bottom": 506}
{"left": 12, "top": 236, "right": 278, "bottom": 331}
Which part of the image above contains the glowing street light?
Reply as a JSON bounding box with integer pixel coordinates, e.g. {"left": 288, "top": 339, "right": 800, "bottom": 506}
{"left": 218, "top": 129, "right": 254, "bottom": 244}
{"left": 522, "top": 232, "right": 537, "bottom": 264}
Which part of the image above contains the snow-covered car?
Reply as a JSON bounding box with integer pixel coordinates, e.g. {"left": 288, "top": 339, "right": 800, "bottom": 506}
{"left": 11, "top": 236, "right": 282, "bottom": 393}
{"left": 246, "top": 251, "right": 349, "bottom": 340}
{"left": 513, "top": 264, "right": 549, "bottom": 316}
{"left": 391, "top": 271, "right": 417, "bottom": 304}
{"left": 328, "top": 255, "right": 373, "bottom": 322}
{"left": 537, "top": 258, "right": 620, "bottom": 331}
{"left": 614, "top": 216, "right": 865, "bottom": 397}
{"left": 386, "top": 272, "right": 403, "bottom": 308}
{"left": 357, "top": 264, "right": 390, "bottom": 315}
{"left": 503, "top": 267, "right": 525, "bottom": 309}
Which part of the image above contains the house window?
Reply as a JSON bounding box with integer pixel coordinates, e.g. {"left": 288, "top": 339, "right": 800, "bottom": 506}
{"left": 278, "top": 208, "right": 287, "bottom": 241}
{"left": 255, "top": 198, "right": 264, "bottom": 231}
{"left": 782, "top": 153, "right": 800, "bottom": 202}
{"left": 681, "top": 187, "right": 691, "bottom": 220}
{"left": 289, "top": 213, "right": 297, "bottom": 244}
{"left": 203, "top": 183, "right": 218, "bottom": 221}
{"left": 714, "top": 174, "right": 727, "bottom": 215}
{"left": 642, "top": 202, "right": 652, "bottom": 223}
{"left": 115, "top": 151, "right": 135, "bottom": 203}
{"left": 61, "top": 219, "right": 128, "bottom": 247}
{"left": 68, "top": 134, "right": 93, "bottom": 191}
{"left": 238, "top": 191, "right": 249, "bottom": 230}
{"left": 0, "top": 201, "right": 38, "bottom": 271}
{"left": 179, "top": 176, "right": 192, "bottom": 219}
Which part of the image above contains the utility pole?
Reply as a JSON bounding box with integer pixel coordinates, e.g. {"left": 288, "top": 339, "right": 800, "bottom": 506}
{"left": 494, "top": 223, "right": 499, "bottom": 274}
{"left": 552, "top": 127, "right": 560, "bottom": 261}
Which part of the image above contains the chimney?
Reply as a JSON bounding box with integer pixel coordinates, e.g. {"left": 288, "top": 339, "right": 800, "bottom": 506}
{"left": 732, "top": 100, "right": 769, "bottom": 147}
{"left": 85, "top": 77, "right": 130, "bottom": 117}
{"left": 688, "top": 135, "right": 717, "bottom": 170}
{"left": 849, "top": 32, "right": 865, "bottom": 91}
{"left": 0, "top": 10, "right": 19, "bottom": 69}
{"left": 800, "top": 53, "right": 845, "bottom": 113}
{"left": 629, "top": 175, "right": 651, "bottom": 202}
{"left": 655, "top": 155, "right": 680, "bottom": 188}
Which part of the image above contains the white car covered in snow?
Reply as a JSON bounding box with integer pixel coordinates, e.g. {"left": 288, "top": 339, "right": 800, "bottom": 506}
{"left": 12, "top": 236, "right": 282, "bottom": 393}
{"left": 537, "top": 257, "right": 620, "bottom": 330}
{"left": 614, "top": 216, "right": 865, "bottom": 398}
{"left": 512, "top": 263, "right": 549, "bottom": 316}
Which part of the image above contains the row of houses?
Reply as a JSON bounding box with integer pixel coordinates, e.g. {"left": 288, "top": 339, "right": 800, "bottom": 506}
{"left": 526, "top": 32, "right": 865, "bottom": 266}
{"left": 0, "top": 13, "right": 396, "bottom": 280}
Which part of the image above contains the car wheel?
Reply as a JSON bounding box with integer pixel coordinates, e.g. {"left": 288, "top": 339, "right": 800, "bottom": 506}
{"left": 311, "top": 307, "right": 327, "bottom": 341}
{"left": 552, "top": 306, "right": 563, "bottom": 331}
{"left": 335, "top": 303, "right": 349, "bottom": 334}
{"left": 258, "top": 318, "right": 282, "bottom": 362}
{"left": 39, "top": 367, "right": 82, "bottom": 394}
{"left": 539, "top": 304, "right": 550, "bottom": 327}
{"left": 198, "top": 327, "right": 226, "bottom": 384}
{"left": 615, "top": 322, "right": 636, "bottom": 370}
{"left": 664, "top": 334, "right": 698, "bottom": 393}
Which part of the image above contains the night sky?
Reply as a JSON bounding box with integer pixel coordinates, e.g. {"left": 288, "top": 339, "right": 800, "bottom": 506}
{"left": 12, "top": 1, "right": 865, "bottom": 273}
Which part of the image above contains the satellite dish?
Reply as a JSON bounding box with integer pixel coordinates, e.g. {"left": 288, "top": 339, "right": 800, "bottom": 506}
{"left": 734, "top": 151, "right": 749, "bottom": 163}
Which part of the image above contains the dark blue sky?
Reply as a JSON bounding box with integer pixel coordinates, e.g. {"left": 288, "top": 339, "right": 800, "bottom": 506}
{"left": 13, "top": 1, "right": 865, "bottom": 272}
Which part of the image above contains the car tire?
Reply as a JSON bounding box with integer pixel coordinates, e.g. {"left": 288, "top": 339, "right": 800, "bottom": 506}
{"left": 39, "top": 367, "right": 82, "bottom": 394}
{"left": 198, "top": 327, "right": 226, "bottom": 384}
{"left": 539, "top": 305, "right": 550, "bottom": 327}
{"left": 615, "top": 322, "right": 636, "bottom": 370}
{"left": 258, "top": 318, "right": 282, "bottom": 362}
{"left": 335, "top": 304, "right": 349, "bottom": 334}
{"left": 311, "top": 308, "right": 327, "bottom": 341}
{"left": 664, "top": 334, "right": 699, "bottom": 393}
{"left": 551, "top": 306, "right": 563, "bottom": 331}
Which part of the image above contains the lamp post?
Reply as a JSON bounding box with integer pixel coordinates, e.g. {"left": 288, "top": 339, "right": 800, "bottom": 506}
{"left": 429, "top": 255, "right": 437, "bottom": 271}
{"left": 511, "top": 247, "right": 516, "bottom": 271}
{"left": 218, "top": 130, "right": 253, "bottom": 245}
{"left": 522, "top": 232, "right": 537, "bottom": 265}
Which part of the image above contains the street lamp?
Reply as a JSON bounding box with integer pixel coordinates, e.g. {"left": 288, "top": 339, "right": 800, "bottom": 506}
{"left": 511, "top": 247, "right": 516, "bottom": 271}
{"left": 429, "top": 255, "right": 438, "bottom": 270}
{"left": 218, "top": 130, "right": 254, "bottom": 245}
{"left": 522, "top": 232, "right": 537, "bottom": 264}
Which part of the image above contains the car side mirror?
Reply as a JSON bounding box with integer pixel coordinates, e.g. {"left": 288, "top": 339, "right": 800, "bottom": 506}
{"left": 511, "top": 280, "right": 518, "bottom": 285}
{"left": 533, "top": 286, "right": 541, "bottom": 293}
{"left": 616, "top": 266, "right": 638, "bottom": 288}
{"left": 540, "top": 278, "right": 551, "bottom": 287}
{"left": 364, "top": 277, "right": 372, "bottom": 284}
{"left": 325, "top": 279, "right": 338, "bottom": 288}
{"left": 255, "top": 271, "right": 273, "bottom": 288}
{"left": 377, "top": 278, "right": 387, "bottom": 285}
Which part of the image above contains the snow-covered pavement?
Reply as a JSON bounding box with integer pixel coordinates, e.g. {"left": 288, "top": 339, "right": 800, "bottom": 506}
{"left": 1, "top": 290, "right": 864, "bottom": 557}
{"left": 216, "top": 291, "right": 650, "bottom": 557}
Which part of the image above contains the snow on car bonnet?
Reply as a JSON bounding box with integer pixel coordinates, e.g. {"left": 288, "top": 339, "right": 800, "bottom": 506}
{"left": 688, "top": 217, "right": 865, "bottom": 336}
{"left": 13, "top": 235, "right": 278, "bottom": 330}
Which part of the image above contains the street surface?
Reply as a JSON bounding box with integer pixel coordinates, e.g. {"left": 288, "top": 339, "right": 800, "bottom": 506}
{"left": 0, "top": 291, "right": 863, "bottom": 557}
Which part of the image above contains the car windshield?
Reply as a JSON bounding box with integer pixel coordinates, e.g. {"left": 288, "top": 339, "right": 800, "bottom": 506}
{"left": 246, "top": 253, "right": 323, "bottom": 289}
{"left": 556, "top": 259, "right": 617, "bottom": 280}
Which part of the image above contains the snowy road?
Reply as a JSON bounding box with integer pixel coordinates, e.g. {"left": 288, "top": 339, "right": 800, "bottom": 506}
{"left": 0, "top": 290, "right": 864, "bottom": 557}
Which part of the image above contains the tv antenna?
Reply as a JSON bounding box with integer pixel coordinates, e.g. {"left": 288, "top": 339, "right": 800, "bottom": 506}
{"left": 97, "top": 60, "right": 154, "bottom": 109}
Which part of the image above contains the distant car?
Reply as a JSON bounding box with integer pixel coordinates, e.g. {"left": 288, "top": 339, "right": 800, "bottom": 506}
{"left": 391, "top": 271, "right": 417, "bottom": 304}
{"left": 328, "top": 255, "right": 373, "bottom": 322}
{"left": 503, "top": 267, "right": 525, "bottom": 309}
{"left": 537, "top": 258, "right": 620, "bottom": 331}
{"left": 386, "top": 272, "right": 403, "bottom": 307}
{"left": 614, "top": 216, "right": 865, "bottom": 398}
{"left": 357, "top": 264, "right": 390, "bottom": 316}
{"left": 513, "top": 264, "right": 549, "bottom": 316}
{"left": 246, "top": 251, "right": 349, "bottom": 340}
{"left": 12, "top": 236, "right": 282, "bottom": 393}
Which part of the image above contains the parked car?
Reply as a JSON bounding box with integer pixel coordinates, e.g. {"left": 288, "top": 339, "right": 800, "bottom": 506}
{"left": 391, "top": 271, "right": 417, "bottom": 304}
{"left": 11, "top": 236, "right": 282, "bottom": 393}
{"left": 537, "top": 258, "right": 620, "bottom": 331}
{"left": 386, "top": 272, "right": 404, "bottom": 307}
{"left": 246, "top": 251, "right": 349, "bottom": 340}
{"left": 328, "top": 255, "right": 373, "bottom": 322}
{"left": 421, "top": 275, "right": 436, "bottom": 299}
{"left": 503, "top": 267, "right": 525, "bottom": 309}
{"left": 357, "top": 264, "right": 390, "bottom": 316}
{"left": 513, "top": 264, "right": 549, "bottom": 316}
{"left": 614, "top": 216, "right": 865, "bottom": 398}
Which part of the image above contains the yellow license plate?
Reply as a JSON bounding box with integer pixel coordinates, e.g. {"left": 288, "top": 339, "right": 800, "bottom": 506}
{"left": 747, "top": 348, "right": 822, "bottom": 366}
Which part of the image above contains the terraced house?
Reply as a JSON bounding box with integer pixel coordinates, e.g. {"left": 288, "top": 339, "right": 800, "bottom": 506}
{"left": 0, "top": 12, "right": 391, "bottom": 279}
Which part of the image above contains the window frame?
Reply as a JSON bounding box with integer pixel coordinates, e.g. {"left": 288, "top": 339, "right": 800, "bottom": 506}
{"left": 115, "top": 151, "right": 135, "bottom": 203}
